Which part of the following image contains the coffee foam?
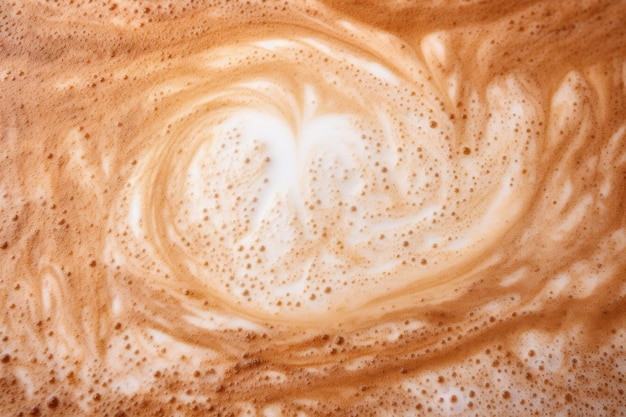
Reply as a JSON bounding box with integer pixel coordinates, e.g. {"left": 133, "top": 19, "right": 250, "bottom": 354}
{"left": 1, "top": 0, "right": 626, "bottom": 415}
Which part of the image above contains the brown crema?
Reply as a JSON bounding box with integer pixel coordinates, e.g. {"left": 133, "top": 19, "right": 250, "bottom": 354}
{"left": 1, "top": 0, "right": 626, "bottom": 415}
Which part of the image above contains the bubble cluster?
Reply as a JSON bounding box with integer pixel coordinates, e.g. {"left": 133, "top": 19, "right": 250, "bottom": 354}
{"left": 106, "top": 25, "right": 542, "bottom": 322}
{"left": 0, "top": 0, "right": 625, "bottom": 415}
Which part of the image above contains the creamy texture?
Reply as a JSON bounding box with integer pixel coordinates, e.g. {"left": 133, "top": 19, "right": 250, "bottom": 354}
{"left": 1, "top": 0, "right": 626, "bottom": 415}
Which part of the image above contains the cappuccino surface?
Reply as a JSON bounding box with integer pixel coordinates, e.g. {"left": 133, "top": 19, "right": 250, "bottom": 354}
{"left": 1, "top": 0, "right": 625, "bottom": 415}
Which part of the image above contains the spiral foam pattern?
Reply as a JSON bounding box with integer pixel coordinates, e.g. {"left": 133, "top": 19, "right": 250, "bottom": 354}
{"left": 1, "top": 0, "right": 626, "bottom": 415}
{"left": 108, "top": 24, "right": 539, "bottom": 323}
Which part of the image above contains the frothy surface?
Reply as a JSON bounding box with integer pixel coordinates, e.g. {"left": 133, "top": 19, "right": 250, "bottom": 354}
{"left": 1, "top": 0, "right": 625, "bottom": 415}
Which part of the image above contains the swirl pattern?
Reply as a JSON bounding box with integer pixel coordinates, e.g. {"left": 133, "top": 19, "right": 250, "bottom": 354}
{"left": 110, "top": 25, "right": 538, "bottom": 323}
{"left": 1, "top": 0, "right": 625, "bottom": 415}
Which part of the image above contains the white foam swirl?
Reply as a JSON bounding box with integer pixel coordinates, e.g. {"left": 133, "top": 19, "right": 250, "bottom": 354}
{"left": 108, "top": 25, "right": 538, "bottom": 322}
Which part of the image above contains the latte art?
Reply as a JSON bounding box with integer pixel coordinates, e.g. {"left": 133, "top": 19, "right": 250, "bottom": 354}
{"left": 110, "top": 26, "right": 537, "bottom": 323}
{"left": 1, "top": 0, "right": 625, "bottom": 415}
